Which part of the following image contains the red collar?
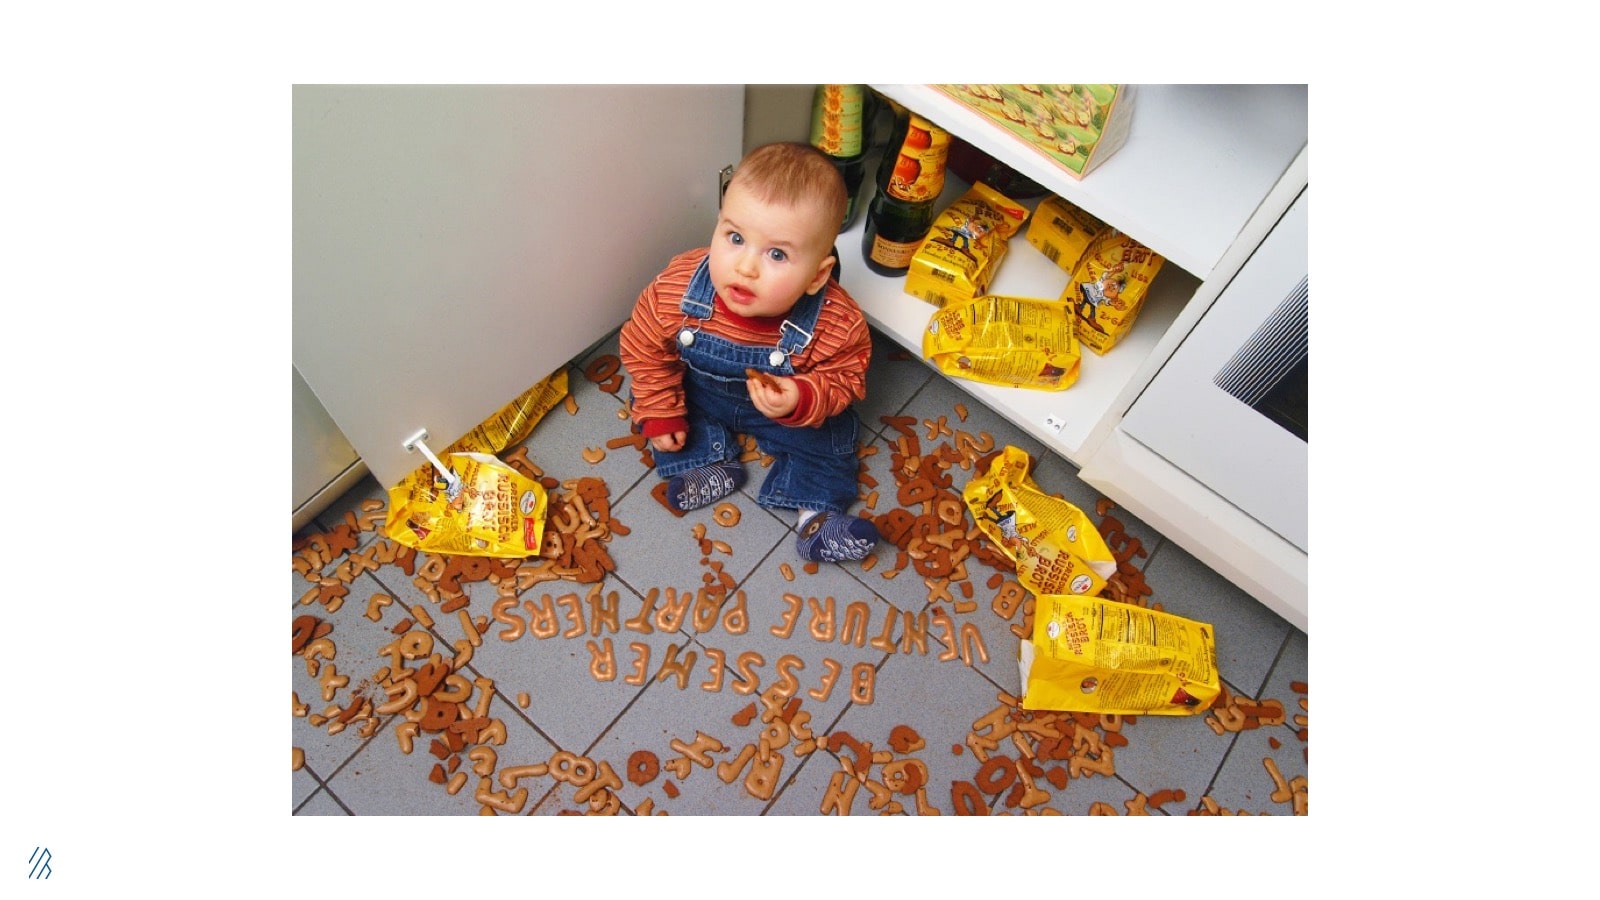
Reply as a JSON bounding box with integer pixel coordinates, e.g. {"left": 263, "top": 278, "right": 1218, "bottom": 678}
{"left": 713, "top": 296, "right": 785, "bottom": 334}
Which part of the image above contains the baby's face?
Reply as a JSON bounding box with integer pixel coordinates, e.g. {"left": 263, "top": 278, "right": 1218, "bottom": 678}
{"left": 708, "top": 182, "right": 835, "bottom": 319}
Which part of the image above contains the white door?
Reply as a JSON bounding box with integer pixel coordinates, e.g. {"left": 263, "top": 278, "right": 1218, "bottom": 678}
{"left": 293, "top": 85, "right": 744, "bottom": 489}
{"left": 1119, "top": 188, "right": 1309, "bottom": 552}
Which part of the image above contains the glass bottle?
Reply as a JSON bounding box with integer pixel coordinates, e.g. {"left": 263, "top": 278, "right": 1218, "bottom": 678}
{"left": 809, "top": 84, "right": 874, "bottom": 232}
{"left": 861, "top": 108, "right": 950, "bottom": 276}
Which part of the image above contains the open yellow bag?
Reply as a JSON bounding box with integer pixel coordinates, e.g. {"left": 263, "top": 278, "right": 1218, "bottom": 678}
{"left": 1019, "top": 592, "right": 1220, "bottom": 715}
{"left": 963, "top": 448, "right": 1220, "bottom": 715}
{"left": 962, "top": 445, "right": 1115, "bottom": 596}
{"left": 923, "top": 294, "right": 1081, "bottom": 391}
{"left": 446, "top": 369, "right": 570, "bottom": 455}
{"left": 386, "top": 452, "right": 549, "bottom": 558}
{"left": 384, "top": 370, "right": 568, "bottom": 558}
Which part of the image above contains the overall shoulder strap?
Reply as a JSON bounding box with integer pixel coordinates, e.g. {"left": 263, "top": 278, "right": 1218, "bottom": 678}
{"left": 679, "top": 256, "right": 715, "bottom": 319}
{"left": 777, "top": 286, "right": 825, "bottom": 357}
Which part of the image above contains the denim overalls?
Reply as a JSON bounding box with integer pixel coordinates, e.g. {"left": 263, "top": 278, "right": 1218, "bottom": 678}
{"left": 650, "top": 257, "right": 861, "bottom": 516}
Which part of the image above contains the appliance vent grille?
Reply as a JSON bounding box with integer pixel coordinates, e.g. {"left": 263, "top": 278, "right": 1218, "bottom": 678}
{"left": 1215, "top": 275, "right": 1307, "bottom": 405}
{"left": 1213, "top": 275, "right": 1308, "bottom": 441}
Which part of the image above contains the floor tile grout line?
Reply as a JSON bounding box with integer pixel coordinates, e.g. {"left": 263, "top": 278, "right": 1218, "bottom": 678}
{"left": 755, "top": 684, "right": 875, "bottom": 816}
{"left": 1254, "top": 629, "right": 1296, "bottom": 701}
{"left": 292, "top": 762, "right": 329, "bottom": 815}
{"left": 1196, "top": 729, "right": 1245, "bottom": 811}
{"left": 300, "top": 783, "right": 358, "bottom": 817}
{"left": 475, "top": 660, "right": 575, "bottom": 768}
{"left": 303, "top": 711, "right": 396, "bottom": 808}
{"left": 756, "top": 748, "right": 830, "bottom": 815}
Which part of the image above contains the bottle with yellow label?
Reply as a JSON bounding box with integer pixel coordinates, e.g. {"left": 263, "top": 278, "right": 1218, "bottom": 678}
{"left": 861, "top": 106, "right": 950, "bottom": 277}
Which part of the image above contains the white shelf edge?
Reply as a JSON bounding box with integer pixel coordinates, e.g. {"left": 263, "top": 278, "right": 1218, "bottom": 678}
{"left": 1079, "top": 429, "right": 1308, "bottom": 633}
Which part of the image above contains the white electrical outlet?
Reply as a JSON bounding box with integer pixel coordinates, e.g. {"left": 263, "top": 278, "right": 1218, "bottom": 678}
{"left": 1042, "top": 415, "right": 1067, "bottom": 435}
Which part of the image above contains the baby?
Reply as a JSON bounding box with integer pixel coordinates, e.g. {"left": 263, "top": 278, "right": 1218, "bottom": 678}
{"left": 619, "top": 142, "right": 879, "bottom": 563}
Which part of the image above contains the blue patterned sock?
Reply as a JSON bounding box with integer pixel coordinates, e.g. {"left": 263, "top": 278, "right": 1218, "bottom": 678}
{"left": 666, "top": 461, "right": 745, "bottom": 512}
{"left": 795, "top": 511, "right": 879, "bottom": 563}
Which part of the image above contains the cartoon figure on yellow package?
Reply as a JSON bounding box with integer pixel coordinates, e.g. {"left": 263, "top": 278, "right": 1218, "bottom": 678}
{"left": 1064, "top": 230, "right": 1163, "bottom": 355}
{"left": 905, "top": 182, "right": 1028, "bottom": 308}
{"left": 1074, "top": 260, "right": 1125, "bottom": 334}
{"left": 935, "top": 212, "right": 993, "bottom": 259}
{"left": 961, "top": 446, "right": 1115, "bottom": 596}
{"left": 975, "top": 491, "right": 1024, "bottom": 553}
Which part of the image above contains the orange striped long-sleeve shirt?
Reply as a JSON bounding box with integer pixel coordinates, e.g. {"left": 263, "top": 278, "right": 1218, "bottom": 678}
{"left": 619, "top": 248, "right": 872, "bottom": 435}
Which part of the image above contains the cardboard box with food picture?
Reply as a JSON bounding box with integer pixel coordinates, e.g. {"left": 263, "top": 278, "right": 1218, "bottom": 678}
{"left": 936, "top": 84, "right": 1136, "bottom": 180}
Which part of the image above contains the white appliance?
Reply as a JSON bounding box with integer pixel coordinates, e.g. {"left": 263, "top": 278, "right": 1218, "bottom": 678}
{"left": 1118, "top": 188, "right": 1309, "bottom": 554}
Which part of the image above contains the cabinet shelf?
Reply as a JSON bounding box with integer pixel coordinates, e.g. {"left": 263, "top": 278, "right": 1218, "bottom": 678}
{"left": 838, "top": 181, "right": 1198, "bottom": 466}
{"left": 843, "top": 84, "right": 1306, "bottom": 468}
{"left": 872, "top": 84, "right": 1308, "bottom": 281}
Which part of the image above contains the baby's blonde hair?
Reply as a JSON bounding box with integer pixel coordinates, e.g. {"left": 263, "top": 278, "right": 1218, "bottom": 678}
{"left": 728, "top": 142, "right": 846, "bottom": 248}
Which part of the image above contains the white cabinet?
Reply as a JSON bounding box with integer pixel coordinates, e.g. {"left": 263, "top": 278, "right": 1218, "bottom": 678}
{"left": 842, "top": 84, "right": 1309, "bottom": 630}
{"left": 293, "top": 85, "right": 744, "bottom": 493}
{"left": 1120, "top": 188, "right": 1308, "bottom": 554}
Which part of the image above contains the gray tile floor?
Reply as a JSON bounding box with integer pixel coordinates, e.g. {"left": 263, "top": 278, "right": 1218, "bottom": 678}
{"left": 292, "top": 326, "right": 1308, "bottom": 816}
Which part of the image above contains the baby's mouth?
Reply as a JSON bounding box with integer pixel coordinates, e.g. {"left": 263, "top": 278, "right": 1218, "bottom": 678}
{"left": 723, "top": 284, "right": 756, "bottom": 305}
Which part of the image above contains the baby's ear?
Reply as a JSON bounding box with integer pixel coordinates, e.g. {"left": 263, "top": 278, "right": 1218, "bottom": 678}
{"left": 807, "top": 253, "right": 837, "bottom": 294}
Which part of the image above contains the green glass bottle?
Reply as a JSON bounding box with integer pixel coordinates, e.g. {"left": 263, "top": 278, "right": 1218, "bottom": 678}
{"left": 860, "top": 108, "right": 950, "bottom": 276}
{"left": 861, "top": 187, "right": 937, "bottom": 276}
{"left": 809, "top": 85, "right": 873, "bottom": 232}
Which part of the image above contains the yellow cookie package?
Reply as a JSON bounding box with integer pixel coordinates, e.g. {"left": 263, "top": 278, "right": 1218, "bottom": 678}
{"left": 1019, "top": 593, "right": 1221, "bottom": 715}
{"left": 1064, "top": 228, "right": 1164, "bottom": 355}
{"left": 963, "top": 446, "right": 1219, "bottom": 715}
{"left": 963, "top": 445, "right": 1116, "bottom": 597}
{"left": 1025, "top": 194, "right": 1106, "bottom": 273}
{"left": 384, "top": 369, "right": 569, "bottom": 558}
{"left": 922, "top": 294, "right": 1081, "bottom": 391}
{"left": 905, "top": 182, "right": 1030, "bottom": 309}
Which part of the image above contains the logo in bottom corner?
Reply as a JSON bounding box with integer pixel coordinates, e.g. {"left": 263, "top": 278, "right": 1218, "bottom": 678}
{"left": 28, "top": 847, "right": 52, "bottom": 880}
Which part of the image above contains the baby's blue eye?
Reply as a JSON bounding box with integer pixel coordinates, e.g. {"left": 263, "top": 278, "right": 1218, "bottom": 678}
{"left": 729, "top": 231, "right": 744, "bottom": 245}
{"left": 767, "top": 248, "right": 787, "bottom": 263}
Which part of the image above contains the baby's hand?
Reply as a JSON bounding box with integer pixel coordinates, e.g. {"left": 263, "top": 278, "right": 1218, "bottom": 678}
{"left": 746, "top": 369, "right": 799, "bottom": 420}
{"left": 650, "top": 431, "right": 687, "bottom": 453}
